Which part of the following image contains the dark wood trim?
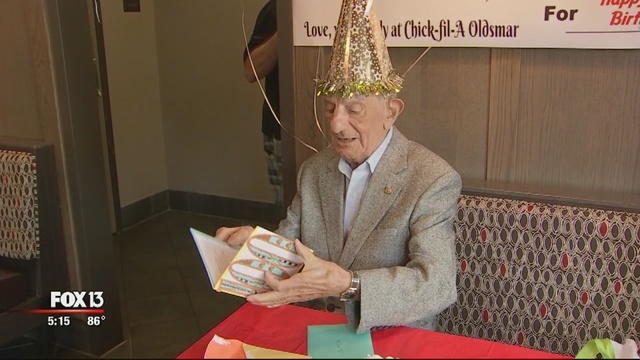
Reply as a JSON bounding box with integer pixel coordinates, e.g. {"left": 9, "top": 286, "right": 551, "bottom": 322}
{"left": 463, "top": 178, "right": 640, "bottom": 213}
{"left": 168, "top": 191, "right": 285, "bottom": 226}
{"left": 53, "top": 316, "right": 110, "bottom": 359}
{"left": 119, "top": 189, "right": 285, "bottom": 230}
{"left": 43, "top": 0, "right": 124, "bottom": 356}
{"left": 92, "top": 0, "right": 123, "bottom": 234}
{"left": 121, "top": 191, "right": 169, "bottom": 229}
{"left": 277, "top": 0, "right": 297, "bottom": 206}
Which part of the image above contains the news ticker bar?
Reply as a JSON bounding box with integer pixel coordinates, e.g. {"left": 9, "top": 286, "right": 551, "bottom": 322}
{"left": 14, "top": 309, "right": 105, "bottom": 315}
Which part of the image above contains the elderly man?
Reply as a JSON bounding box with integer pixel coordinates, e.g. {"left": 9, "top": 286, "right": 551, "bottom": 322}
{"left": 216, "top": 0, "right": 461, "bottom": 334}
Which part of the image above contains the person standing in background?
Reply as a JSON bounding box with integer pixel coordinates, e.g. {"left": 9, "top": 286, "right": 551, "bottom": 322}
{"left": 243, "top": 0, "right": 283, "bottom": 206}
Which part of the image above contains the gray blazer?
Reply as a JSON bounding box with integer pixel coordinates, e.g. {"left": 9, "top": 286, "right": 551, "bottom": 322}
{"left": 276, "top": 128, "right": 462, "bottom": 333}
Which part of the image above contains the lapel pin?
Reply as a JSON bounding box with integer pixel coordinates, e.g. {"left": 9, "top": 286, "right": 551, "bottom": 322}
{"left": 384, "top": 186, "right": 392, "bottom": 194}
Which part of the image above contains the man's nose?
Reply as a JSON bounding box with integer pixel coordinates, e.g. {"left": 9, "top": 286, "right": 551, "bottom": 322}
{"left": 328, "top": 109, "right": 348, "bottom": 134}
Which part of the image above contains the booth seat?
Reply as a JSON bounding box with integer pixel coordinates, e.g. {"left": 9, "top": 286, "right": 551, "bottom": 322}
{"left": 0, "top": 148, "right": 41, "bottom": 316}
{"left": 437, "top": 193, "right": 640, "bottom": 356}
{"left": 0, "top": 141, "right": 66, "bottom": 354}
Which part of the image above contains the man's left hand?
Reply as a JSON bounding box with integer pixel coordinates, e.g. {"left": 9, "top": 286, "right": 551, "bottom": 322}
{"left": 246, "top": 239, "right": 352, "bottom": 307}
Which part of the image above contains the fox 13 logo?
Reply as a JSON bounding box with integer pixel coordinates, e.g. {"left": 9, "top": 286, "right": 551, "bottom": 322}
{"left": 50, "top": 291, "right": 104, "bottom": 309}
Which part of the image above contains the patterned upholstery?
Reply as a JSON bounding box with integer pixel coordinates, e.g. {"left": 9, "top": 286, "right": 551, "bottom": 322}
{"left": 0, "top": 149, "right": 40, "bottom": 260}
{"left": 437, "top": 194, "right": 640, "bottom": 356}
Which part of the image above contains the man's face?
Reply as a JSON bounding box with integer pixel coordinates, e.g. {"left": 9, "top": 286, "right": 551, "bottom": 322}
{"left": 323, "top": 95, "right": 401, "bottom": 168}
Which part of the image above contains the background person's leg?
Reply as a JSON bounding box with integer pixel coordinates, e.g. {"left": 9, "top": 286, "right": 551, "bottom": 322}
{"left": 263, "top": 135, "right": 284, "bottom": 206}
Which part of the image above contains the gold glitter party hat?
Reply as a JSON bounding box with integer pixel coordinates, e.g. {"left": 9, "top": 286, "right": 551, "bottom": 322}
{"left": 316, "top": 0, "right": 403, "bottom": 98}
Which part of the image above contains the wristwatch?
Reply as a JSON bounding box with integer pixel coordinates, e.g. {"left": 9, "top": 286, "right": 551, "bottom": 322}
{"left": 339, "top": 270, "right": 360, "bottom": 302}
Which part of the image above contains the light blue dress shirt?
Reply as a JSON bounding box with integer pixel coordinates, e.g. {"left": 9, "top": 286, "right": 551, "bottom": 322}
{"left": 338, "top": 127, "right": 394, "bottom": 240}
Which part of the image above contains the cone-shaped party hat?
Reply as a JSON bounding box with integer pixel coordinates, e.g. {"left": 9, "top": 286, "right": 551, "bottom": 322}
{"left": 316, "top": 0, "right": 403, "bottom": 98}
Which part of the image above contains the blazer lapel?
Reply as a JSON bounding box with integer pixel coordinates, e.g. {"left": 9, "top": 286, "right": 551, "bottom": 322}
{"left": 319, "top": 155, "right": 344, "bottom": 263}
{"left": 338, "top": 130, "right": 409, "bottom": 269}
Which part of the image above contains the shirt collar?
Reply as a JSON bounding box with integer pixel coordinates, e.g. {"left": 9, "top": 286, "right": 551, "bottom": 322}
{"left": 338, "top": 127, "right": 394, "bottom": 177}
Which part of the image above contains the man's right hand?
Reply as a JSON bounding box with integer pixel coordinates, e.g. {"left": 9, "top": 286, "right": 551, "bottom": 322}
{"left": 215, "top": 226, "right": 254, "bottom": 247}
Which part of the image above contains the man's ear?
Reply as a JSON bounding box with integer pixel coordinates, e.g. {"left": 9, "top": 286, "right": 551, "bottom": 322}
{"left": 384, "top": 97, "right": 405, "bottom": 128}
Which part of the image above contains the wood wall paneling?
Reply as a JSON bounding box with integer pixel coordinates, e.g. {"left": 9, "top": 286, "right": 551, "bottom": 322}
{"left": 287, "top": 3, "right": 639, "bottom": 199}
{"left": 487, "top": 48, "right": 522, "bottom": 183}
{"left": 24, "top": 0, "right": 66, "bottom": 160}
{"left": 389, "top": 47, "right": 490, "bottom": 180}
{"left": 293, "top": 46, "right": 330, "bottom": 171}
{"left": 292, "top": 46, "right": 492, "bottom": 180}
{"left": 488, "top": 49, "right": 640, "bottom": 194}
{"left": 0, "top": 0, "right": 44, "bottom": 140}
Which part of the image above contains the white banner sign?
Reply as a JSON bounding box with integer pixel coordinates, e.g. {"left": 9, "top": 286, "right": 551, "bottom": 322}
{"left": 292, "top": 0, "right": 640, "bottom": 49}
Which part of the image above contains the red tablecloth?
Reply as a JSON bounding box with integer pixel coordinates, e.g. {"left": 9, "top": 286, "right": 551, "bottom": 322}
{"left": 178, "top": 303, "right": 571, "bottom": 359}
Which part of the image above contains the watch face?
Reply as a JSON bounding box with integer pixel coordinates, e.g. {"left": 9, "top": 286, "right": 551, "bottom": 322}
{"left": 340, "top": 289, "right": 356, "bottom": 302}
{"left": 340, "top": 271, "right": 359, "bottom": 301}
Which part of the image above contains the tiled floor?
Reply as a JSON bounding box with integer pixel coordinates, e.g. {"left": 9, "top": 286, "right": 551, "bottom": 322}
{"left": 0, "top": 210, "right": 278, "bottom": 359}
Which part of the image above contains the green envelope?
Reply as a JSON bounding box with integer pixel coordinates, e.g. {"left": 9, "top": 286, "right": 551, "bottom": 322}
{"left": 307, "top": 324, "right": 375, "bottom": 358}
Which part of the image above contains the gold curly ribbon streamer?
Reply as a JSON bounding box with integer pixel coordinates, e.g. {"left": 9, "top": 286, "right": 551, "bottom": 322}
{"left": 241, "top": 0, "right": 432, "bottom": 151}
{"left": 241, "top": 0, "right": 318, "bottom": 153}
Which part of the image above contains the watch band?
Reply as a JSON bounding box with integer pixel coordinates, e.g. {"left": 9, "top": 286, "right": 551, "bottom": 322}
{"left": 339, "top": 270, "right": 360, "bottom": 302}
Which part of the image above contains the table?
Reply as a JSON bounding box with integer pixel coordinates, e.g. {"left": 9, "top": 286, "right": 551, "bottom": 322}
{"left": 177, "top": 303, "right": 571, "bottom": 359}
